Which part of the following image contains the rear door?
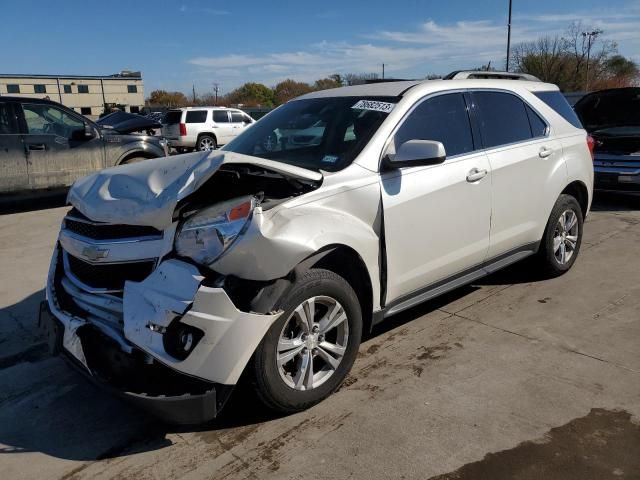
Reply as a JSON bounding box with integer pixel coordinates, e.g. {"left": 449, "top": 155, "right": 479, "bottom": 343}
{"left": 0, "top": 101, "right": 29, "bottom": 193}
{"left": 184, "top": 110, "right": 208, "bottom": 145}
{"left": 471, "top": 90, "right": 565, "bottom": 259}
{"left": 18, "top": 102, "right": 104, "bottom": 189}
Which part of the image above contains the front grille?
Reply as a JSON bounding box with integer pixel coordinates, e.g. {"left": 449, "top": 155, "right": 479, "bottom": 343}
{"left": 66, "top": 253, "right": 156, "bottom": 291}
{"left": 65, "top": 217, "right": 162, "bottom": 240}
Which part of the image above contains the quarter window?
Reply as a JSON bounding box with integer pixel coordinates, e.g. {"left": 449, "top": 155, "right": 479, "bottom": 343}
{"left": 34, "top": 84, "right": 46, "bottom": 94}
{"left": 7, "top": 84, "right": 20, "bottom": 94}
{"left": 525, "top": 104, "right": 548, "bottom": 137}
{"left": 213, "top": 111, "right": 229, "bottom": 123}
{"left": 0, "top": 103, "right": 19, "bottom": 134}
{"left": 77, "top": 85, "right": 89, "bottom": 93}
{"left": 394, "top": 93, "right": 475, "bottom": 157}
{"left": 186, "top": 110, "right": 207, "bottom": 123}
{"left": 473, "top": 91, "right": 533, "bottom": 148}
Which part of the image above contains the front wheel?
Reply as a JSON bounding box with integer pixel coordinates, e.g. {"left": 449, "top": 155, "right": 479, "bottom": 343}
{"left": 250, "top": 269, "right": 362, "bottom": 413}
{"left": 537, "top": 194, "right": 584, "bottom": 276}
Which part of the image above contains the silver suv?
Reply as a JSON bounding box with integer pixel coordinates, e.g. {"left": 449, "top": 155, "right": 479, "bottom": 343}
{"left": 43, "top": 76, "right": 593, "bottom": 424}
{"left": 162, "top": 106, "right": 254, "bottom": 152}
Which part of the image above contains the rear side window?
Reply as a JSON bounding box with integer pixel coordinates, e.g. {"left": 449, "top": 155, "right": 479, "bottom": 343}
{"left": 0, "top": 103, "right": 19, "bottom": 134}
{"left": 474, "top": 91, "right": 532, "bottom": 148}
{"left": 525, "top": 105, "right": 548, "bottom": 137}
{"left": 213, "top": 111, "right": 229, "bottom": 123}
{"left": 394, "top": 93, "right": 475, "bottom": 157}
{"left": 534, "top": 91, "right": 583, "bottom": 129}
{"left": 164, "top": 110, "right": 182, "bottom": 124}
{"left": 185, "top": 110, "right": 207, "bottom": 123}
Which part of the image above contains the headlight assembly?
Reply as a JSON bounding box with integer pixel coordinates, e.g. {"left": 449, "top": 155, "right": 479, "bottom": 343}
{"left": 175, "top": 196, "right": 255, "bottom": 266}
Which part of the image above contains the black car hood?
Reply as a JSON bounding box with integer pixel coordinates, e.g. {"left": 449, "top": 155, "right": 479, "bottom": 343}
{"left": 574, "top": 87, "right": 640, "bottom": 133}
{"left": 97, "top": 112, "right": 162, "bottom": 134}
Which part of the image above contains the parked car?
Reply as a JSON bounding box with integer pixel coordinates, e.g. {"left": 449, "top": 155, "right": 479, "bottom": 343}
{"left": 0, "top": 97, "right": 168, "bottom": 194}
{"left": 574, "top": 87, "right": 640, "bottom": 194}
{"left": 162, "top": 106, "right": 254, "bottom": 152}
{"left": 41, "top": 75, "right": 593, "bottom": 424}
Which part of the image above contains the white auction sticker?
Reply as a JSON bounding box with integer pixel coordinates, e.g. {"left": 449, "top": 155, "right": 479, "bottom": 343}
{"left": 351, "top": 100, "right": 395, "bottom": 113}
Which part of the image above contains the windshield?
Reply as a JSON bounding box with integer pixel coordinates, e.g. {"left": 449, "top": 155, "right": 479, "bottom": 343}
{"left": 575, "top": 88, "right": 640, "bottom": 133}
{"left": 221, "top": 96, "right": 399, "bottom": 172}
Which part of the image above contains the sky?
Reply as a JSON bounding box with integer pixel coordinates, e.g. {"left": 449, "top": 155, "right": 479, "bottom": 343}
{"left": 1, "top": 0, "right": 639, "bottom": 97}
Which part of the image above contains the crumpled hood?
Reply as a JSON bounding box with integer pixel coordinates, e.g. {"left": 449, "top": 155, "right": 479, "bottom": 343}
{"left": 67, "top": 150, "right": 322, "bottom": 229}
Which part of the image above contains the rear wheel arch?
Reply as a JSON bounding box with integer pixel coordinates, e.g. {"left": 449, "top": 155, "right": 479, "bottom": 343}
{"left": 118, "top": 151, "right": 157, "bottom": 165}
{"left": 561, "top": 181, "right": 589, "bottom": 219}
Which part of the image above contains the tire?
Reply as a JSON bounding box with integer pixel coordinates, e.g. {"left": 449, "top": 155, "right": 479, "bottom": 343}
{"left": 121, "top": 156, "right": 146, "bottom": 165}
{"left": 197, "top": 134, "right": 217, "bottom": 151}
{"left": 538, "top": 194, "right": 584, "bottom": 276}
{"left": 250, "top": 268, "right": 362, "bottom": 413}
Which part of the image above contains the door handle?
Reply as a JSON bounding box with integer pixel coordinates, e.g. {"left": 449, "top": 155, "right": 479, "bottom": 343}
{"left": 27, "top": 143, "right": 46, "bottom": 151}
{"left": 539, "top": 146, "right": 553, "bottom": 158}
{"left": 466, "top": 167, "right": 488, "bottom": 182}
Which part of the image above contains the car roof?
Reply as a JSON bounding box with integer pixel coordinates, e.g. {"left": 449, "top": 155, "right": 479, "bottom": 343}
{"left": 298, "top": 78, "right": 558, "bottom": 100}
{"left": 0, "top": 95, "right": 61, "bottom": 105}
{"left": 175, "top": 106, "right": 238, "bottom": 111}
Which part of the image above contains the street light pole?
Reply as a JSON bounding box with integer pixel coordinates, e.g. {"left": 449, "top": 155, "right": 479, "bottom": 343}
{"left": 506, "top": 0, "right": 513, "bottom": 71}
{"left": 582, "top": 29, "right": 602, "bottom": 92}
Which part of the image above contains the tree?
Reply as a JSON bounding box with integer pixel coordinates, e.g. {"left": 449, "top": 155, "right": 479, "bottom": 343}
{"left": 273, "top": 79, "right": 314, "bottom": 105}
{"left": 510, "top": 22, "right": 637, "bottom": 91}
{"left": 344, "top": 73, "right": 379, "bottom": 86}
{"left": 224, "top": 82, "right": 274, "bottom": 107}
{"left": 147, "top": 90, "right": 188, "bottom": 107}
{"left": 313, "top": 77, "right": 343, "bottom": 91}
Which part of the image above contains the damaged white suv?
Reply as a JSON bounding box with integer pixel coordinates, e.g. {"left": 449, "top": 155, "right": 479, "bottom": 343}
{"left": 42, "top": 77, "right": 593, "bottom": 424}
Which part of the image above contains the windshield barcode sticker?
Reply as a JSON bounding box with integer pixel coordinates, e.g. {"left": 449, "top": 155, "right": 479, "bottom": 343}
{"left": 351, "top": 100, "right": 395, "bottom": 113}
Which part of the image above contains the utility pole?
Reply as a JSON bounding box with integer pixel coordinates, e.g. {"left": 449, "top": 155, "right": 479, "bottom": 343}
{"left": 505, "top": 0, "right": 513, "bottom": 71}
{"left": 582, "top": 29, "right": 602, "bottom": 92}
{"left": 192, "top": 84, "right": 196, "bottom": 104}
{"left": 382, "top": 64, "right": 385, "bottom": 79}
{"left": 213, "top": 82, "right": 220, "bottom": 105}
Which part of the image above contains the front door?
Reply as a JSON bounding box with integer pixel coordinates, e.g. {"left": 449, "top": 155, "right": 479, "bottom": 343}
{"left": 380, "top": 92, "right": 492, "bottom": 305}
{"left": 0, "top": 101, "right": 29, "bottom": 193}
{"left": 18, "top": 102, "right": 104, "bottom": 189}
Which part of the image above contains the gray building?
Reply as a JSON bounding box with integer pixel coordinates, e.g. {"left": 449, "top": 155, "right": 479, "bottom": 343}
{"left": 0, "top": 71, "right": 145, "bottom": 119}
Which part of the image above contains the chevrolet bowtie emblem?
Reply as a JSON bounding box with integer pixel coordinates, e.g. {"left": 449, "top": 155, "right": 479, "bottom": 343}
{"left": 82, "top": 246, "right": 109, "bottom": 261}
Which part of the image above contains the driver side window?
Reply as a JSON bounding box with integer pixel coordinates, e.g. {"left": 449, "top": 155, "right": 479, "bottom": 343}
{"left": 22, "top": 104, "right": 84, "bottom": 138}
{"left": 394, "top": 93, "right": 475, "bottom": 158}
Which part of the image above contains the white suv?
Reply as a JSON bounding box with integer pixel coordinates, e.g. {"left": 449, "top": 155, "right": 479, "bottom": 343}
{"left": 162, "top": 106, "right": 254, "bottom": 152}
{"left": 43, "top": 76, "right": 593, "bottom": 424}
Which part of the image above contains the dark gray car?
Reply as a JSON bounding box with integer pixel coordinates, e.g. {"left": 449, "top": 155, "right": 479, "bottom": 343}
{"left": 0, "top": 97, "right": 168, "bottom": 194}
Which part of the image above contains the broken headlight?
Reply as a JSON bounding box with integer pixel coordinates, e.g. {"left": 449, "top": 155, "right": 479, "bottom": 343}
{"left": 175, "top": 196, "right": 255, "bottom": 266}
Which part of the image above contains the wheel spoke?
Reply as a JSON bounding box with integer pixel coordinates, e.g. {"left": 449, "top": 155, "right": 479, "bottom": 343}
{"left": 294, "top": 302, "right": 313, "bottom": 333}
{"left": 319, "top": 340, "right": 346, "bottom": 357}
{"left": 553, "top": 236, "right": 562, "bottom": 253}
{"left": 319, "top": 303, "right": 347, "bottom": 334}
{"left": 565, "top": 212, "right": 577, "bottom": 232}
{"left": 559, "top": 242, "right": 566, "bottom": 263}
{"left": 565, "top": 235, "right": 577, "bottom": 250}
{"left": 316, "top": 345, "right": 341, "bottom": 370}
{"left": 294, "top": 349, "right": 314, "bottom": 390}
{"left": 277, "top": 343, "right": 304, "bottom": 366}
{"left": 278, "top": 337, "right": 303, "bottom": 353}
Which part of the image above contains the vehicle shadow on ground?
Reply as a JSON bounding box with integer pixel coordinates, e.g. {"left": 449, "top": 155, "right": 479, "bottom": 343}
{"left": 0, "top": 191, "right": 67, "bottom": 215}
{"left": 590, "top": 192, "right": 640, "bottom": 212}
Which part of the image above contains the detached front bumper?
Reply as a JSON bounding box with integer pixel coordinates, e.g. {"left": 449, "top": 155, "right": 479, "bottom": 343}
{"left": 45, "top": 247, "right": 282, "bottom": 424}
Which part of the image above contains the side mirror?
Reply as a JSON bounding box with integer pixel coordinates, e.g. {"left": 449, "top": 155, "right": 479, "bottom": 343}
{"left": 72, "top": 123, "right": 95, "bottom": 141}
{"left": 383, "top": 140, "right": 446, "bottom": 169}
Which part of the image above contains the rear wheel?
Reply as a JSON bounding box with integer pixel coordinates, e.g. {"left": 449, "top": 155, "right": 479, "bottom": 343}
{"left": 538, "top": 194, "right": 584, "bottom": 275}
{"left": 251, "top": 269, "right": 362, "bottom": 413}
{"left": 197, "top": 134, "right": 217, "bottom": 151}
{"left": 121, "top": 156, "right": 146, "bottom": 165}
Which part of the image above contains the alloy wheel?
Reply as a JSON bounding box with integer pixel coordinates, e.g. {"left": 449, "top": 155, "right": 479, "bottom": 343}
{"left": 198, "top": 137, "right": 215, "bottom": 151}
{"left": 276, "top": 296, "right": 349, "bottom": 391}
{"left": 553, "top": 209, "right": 579, "bottom": 265}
